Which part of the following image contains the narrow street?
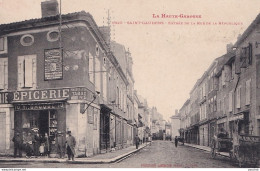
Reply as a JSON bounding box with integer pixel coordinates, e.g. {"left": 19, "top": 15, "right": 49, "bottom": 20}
{"left": 0, "top": 141, "right": 236, "bottom": 168}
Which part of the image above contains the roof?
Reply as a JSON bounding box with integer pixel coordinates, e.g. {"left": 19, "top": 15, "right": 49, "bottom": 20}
{"left": 234, "top": 13, "right": 260, "bottom": 47}
{"left": 215, "top": 51, "right": 235, "bottom": 77}
{"left": 0, "top": 11, "right": 88, "bottom": 34}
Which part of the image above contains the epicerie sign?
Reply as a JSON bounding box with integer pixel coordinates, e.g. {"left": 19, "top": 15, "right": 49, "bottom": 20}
{"left": 0, "top": 87, "right": 94, "bottom": 104}
{"left": 12, "top": 89, "right": 70, "bottom": 101}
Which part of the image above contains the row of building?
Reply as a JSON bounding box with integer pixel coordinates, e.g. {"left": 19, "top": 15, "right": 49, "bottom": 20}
{"left": 0, "top": 0, "right": 166, "bottom": 157}
{"left": 175, "top": 13, "right": 260, "bottom": 147}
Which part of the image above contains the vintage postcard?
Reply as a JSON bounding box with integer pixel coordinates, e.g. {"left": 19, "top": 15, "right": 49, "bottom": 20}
{"left": 0, "top": 0, "right": 260, "bottom": 169}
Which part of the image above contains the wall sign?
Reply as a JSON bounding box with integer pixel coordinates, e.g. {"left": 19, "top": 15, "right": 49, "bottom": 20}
{"left": 14, "top": 102, "right": 65, "bottom": 111}
{"left": 44, "top": 48, "right": 63, "bottom": 80}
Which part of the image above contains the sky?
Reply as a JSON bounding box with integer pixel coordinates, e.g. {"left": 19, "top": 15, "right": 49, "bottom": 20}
{"left": 0, "top": 0, "right": 260, "bottom": 121}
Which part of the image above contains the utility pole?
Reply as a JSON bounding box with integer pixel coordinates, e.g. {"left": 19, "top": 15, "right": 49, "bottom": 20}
{"left": 59, "top": 0, "right": 62, "bottom": 62}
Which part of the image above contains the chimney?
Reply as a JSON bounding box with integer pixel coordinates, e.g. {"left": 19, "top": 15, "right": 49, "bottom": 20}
{"left": 237, "top": 34, "right": 242, "bottom": 41}
{"left": 175, "top": 109, "right": 178, "bottom": 116}
{"left": 99, "top": 26, "right": 111, "bottom": 45}
{"left": 41, "top": 0, "right": 59, "bottom": 18}
{"left": 226, "top": 43, "right": 233, "bottom": 53}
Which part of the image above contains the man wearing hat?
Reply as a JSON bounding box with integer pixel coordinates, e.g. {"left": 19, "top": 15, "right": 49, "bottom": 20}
{"left": 56, "top": 131, "right": 65, "bottom": 159}
{"left": 12, "top": 132, "right": 23, "bottom": 158}
{"left": 65, "top": 131, "right": 76, "bottom": 161}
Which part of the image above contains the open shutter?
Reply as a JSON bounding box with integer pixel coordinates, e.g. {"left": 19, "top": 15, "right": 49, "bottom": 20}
{"left": 0, "top": 59, "right": 4, "bottom": 89}
{"left": 94, "top": 58, "right": 101, "bottom": 92}
{"left": 235, "top": 49, "right": 241, "bottom": 74}
{"left": 245, "top": 79, "right": 251, "bottom": 105}
{"left": 24, "top": 56, "right": 33, "bottom": 88}
{"left": 236, "top": 86, "right": 241, "bottom": 108}
{"left": 17, "top": 56, "right": 25, "bottom": 88}
{"left": 4, "top": 59, "right": 8, "bottom": 89}
{"left": 32, "top": 56, "right": 37, "bottom": 88}
{"left": 89, "top": 52, "right": 94, "bottom": 83}
{"left": 102, "top": 66, "right": 107, "bottom": 101}
{"left": 229, "top": 92, "right": 233, "bottom": 112}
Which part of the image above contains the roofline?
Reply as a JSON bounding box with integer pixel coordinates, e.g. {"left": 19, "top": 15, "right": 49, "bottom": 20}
{"left": 234, "top": 13, "right": 260, "bottom": 47}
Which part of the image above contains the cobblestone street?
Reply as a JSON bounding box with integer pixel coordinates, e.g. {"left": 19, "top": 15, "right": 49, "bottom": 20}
{"left": 0, "top": 141, "right": 237, "bottom": 168}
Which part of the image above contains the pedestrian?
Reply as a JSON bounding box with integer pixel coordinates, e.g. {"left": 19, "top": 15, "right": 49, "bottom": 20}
{"left": 33, "top": 131, "right": 41, "bottom": 157}
{"left": 25, "top": 132, "right": 34, "bottom": 158}
{"left": 134, "top": 135, "right": 140, "bottom": 149}
{"left": 175, "top": 136, "right": 178, "bottom": 148}
{"left": 43, "top": 133, "right": 50, "bottom": 157}
{"left": 39, "top": 134, "right": 45, "bottom": 156}
{"left": 12, "top": 132, "right": 23, "bottom": 158}
{"left": 56, "top": 131, "right": 65, "bottom": 159}
{"left": 65, "top": 131, "right": 76, "bottom": 161}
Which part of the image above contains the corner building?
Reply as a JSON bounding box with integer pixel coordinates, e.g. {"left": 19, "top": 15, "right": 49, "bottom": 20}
{"left": 0, "top": 1, "right": 112, "bottom": 157}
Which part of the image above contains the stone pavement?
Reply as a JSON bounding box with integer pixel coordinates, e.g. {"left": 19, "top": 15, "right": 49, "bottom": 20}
{"left": 0, "top": 143, "right": 149, "bottom": 164}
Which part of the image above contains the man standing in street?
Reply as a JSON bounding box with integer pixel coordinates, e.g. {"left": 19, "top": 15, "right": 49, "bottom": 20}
{"left": 12, "top": 132, "right": 23, "bottom": 158}
{"left": 56, "top": 131, "right": 65, "bottom": 159}
{"left": 65, "top": 131, "right": 76, "bottom": 161}
{"left": 134, "top": 135, "right": 140, "bottom": 149}
{"left": 175, "top": 136, "right": 179, "bottom": 148}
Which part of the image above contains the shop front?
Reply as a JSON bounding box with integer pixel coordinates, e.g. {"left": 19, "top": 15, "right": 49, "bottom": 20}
{"left": 0, "top": 87, "right": 100, "bottom": 157}
{"left": 13, "top": 101, "right": 66, "bottom": 156}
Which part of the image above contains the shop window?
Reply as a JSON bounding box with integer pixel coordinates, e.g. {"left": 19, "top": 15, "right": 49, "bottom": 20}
{"left": 20, "top": 34, "right": 34, "bottom": 46}
{"left": 0, "top": 37, "right": 8, "bottom": 54}
{"left": 0, "top": 58, "right": 8, "bottom": 90}
{"left": 17, "top": 55, "right": 37, "bottom": 89}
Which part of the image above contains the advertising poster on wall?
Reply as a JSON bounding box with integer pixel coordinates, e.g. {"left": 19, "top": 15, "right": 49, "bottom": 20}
{"left": 44, "top": 48, "right": 63, "bottom": 80}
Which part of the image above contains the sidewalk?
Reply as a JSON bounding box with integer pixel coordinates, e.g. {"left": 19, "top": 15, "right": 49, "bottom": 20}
{"left": 0, "top": 143, "right": 149, "bottom": 164}
{"left": 184, "top": 143, "right": 230, "bottom": 157}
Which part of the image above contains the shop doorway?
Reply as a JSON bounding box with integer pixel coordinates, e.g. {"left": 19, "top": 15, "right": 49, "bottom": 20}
{"left": 39, "top": 110, "right": 49, "bottom": 136}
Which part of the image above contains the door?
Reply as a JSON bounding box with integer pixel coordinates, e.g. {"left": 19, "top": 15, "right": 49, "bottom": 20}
{"left": 0, "top": 112, "right": 6, "bottom": 152}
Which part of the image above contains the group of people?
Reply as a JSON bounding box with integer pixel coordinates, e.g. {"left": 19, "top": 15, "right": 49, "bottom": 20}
{"left": 12, "top": 130, "right": 76, "bottom": 161}
{"left": 12, "top": 131, "right": 50, "bottom": 158}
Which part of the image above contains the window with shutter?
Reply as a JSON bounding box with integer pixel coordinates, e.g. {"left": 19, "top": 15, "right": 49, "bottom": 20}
{"left": 236, "top": 86, "right": 241, "bottom": 108}
{"left": 24, "top": 56, "right": 33, "bottom": 88}
{"left": 102, "top": 66, "right": 107, "bottom": 101}
{"left": 94, "top": 58, "right": 101, "bottom": 92}
{"left": 229, "top": 92, "right": 233, "bottom": 112}
{"left": 0, "top": 58, "right": 8, "bottom": 90}
{"left": 17, "top": 55, "right": 37, "bottom": 89}
{"left": 0, "top": 37, "right": 8, "bottom": 54}
{"left": 245, "top": 79, "right": 251, "bottom": 105}
{"left": 17, "top": 56, "right": 25, "bottom": 88}
{"left": 221, "top": 71, "right": 226, "bottom": 86}
{"left": 89, "top": 52, "right": 94, "bottom": 83}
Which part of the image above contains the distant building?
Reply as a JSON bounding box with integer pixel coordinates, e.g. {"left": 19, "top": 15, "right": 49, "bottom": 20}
{"left": 171, "top": 110, "right": 180, "bottom": 140}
